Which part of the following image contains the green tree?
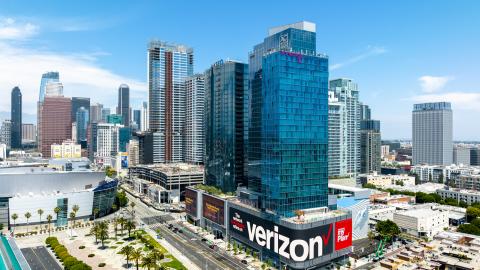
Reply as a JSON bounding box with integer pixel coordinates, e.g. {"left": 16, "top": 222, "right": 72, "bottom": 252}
{"left": 37, "top": 209, "right": 44, "bottom": 225}
{"left": 375, "top": 220, "right": 400, "bottom": 240}
{"left": 459, "top": 200, "right": 468, "bottom": 208}
{"left": 118, "top": 217, "right": 126, "bottom": 235}
{"left": 444, "top": 198, "right": 459, "bottom": 206}
{"left": 362, "top": 183, "right": 377, "bottom": 189}
{"left": 125, "top": 220, "right": 136, "bottom": 238}
{"left": 46, "top": 214, "right": 53, "bottom": 236}
{"left": 116, "top": 191, "right": 128, "bottom": 208}
{"left": 93, "top": 208, "right": 100, "bottom": 221}
{"left": 98, "top": 221, "right": 109, "bottom": 248}
{"left": 413, "top": 173, "right": 421, "bottom": 185}
{"left": 140, "top": 254, "right": 156, "bottom": 270}
{"left": 69, "top": 212, "right": 76, "bottom": 235}
{"left": 111, "top": 204, "right": 117, "bottom": 213}
{"left": 24, "top": 212, "right": 31, "bottom": 233}
{"left": 130, "top": 248, "right": 143, "bottom": 270}
{"left": 105, "top": 166, "right": 116, "bottom": 178}
{"left": 471, "top": 218, "right": 480, "bottom": 228}
{"left": 11, "top": 213, "right": 18, "bottom": 232}
{"left": 120, "top": 245, "right": 134, "bottom": 268}
{"left": 467, "top": 206, "right": 480, "bottom": 221}
{"left": 90, "top": 223, "right": 100, "bottom": 244}
{"left": 458, "top": 224, "right": 480, "bottom": 236}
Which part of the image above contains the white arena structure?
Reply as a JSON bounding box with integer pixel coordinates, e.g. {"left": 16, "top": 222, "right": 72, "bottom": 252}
{"left": 0, "top": 166, "right": 118, "bottom": 229}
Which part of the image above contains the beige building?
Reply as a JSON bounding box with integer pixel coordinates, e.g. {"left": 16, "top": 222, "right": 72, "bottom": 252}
{"left": 393, "top": 207, "right": 449, "bottom": 239}
{"left": 366, "top": 172, "right": 415, "bottom": 187}
{"left": 51, "top": 140, "right": 81, "bottom": 158}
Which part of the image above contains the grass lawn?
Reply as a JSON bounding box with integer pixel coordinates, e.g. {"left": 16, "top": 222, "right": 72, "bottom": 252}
{"left": 135, "top": 230, "right": 186, "bottom": 270}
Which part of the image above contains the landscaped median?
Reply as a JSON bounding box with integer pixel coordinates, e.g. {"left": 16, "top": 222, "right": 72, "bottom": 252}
{"left": 135, "top": 230, "right": 187, "bottom": 269}
{"left": 46, "top": 236, "right": 92, "bottom": 270}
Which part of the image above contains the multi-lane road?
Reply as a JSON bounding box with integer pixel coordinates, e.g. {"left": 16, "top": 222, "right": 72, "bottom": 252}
{"left": 127, "top": 192, "right": 250, "bottom": 270}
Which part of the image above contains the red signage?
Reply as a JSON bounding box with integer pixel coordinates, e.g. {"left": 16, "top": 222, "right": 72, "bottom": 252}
{"left": 334, "top": 218, "right": 352, "bottom": 251}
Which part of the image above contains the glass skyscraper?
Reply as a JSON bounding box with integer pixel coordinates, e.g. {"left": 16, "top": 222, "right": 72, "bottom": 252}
{"left": 148, "top": 41, "right": 193, "bottom": 162}
{"left": 76, "top": 107, "right": 89, "bottom": 145}
{"left": 11, "top": 87, "right": 22, "bottom": 149}
{"left": 39, "top": 72, "right": 59, "bottom": 102}
{"left": 247, "top": 22, "right": 329, "bottom": 217}
{"left": 117, "top": 84, "right": 130, "bottom": 127}
{"left": 205, "top": 61, "right": 248, "bottom": 192}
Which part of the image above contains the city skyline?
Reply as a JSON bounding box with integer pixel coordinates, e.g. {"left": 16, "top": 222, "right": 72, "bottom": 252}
{"left": 0, "top": 1, "right": 479, "bottom": 140}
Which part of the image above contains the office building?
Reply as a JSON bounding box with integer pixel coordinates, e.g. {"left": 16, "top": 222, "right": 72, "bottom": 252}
{"left": 148, "top": 41, "right": 193, "bottom": 162}
{"left": 38, "top": 72, "right": 59, "bottom": 102}
{"left": 71, "top": 97, "right": 90, "bottom": 123}
{"left": 21, "top": 123, "right": 36, "bottom": 144}
{"left": 88, "top": 122, "right": 98, "bottom": 161}
{"left": 10, "top": 87, "right": 22, "bottom": 149}
{"left": 393, "top": 207, "right": 449, "bottom": 239}
{"left": 89, "top": 103, "right": 103, "bottom": 124}
{"left": 205, "top": 61, "right": 247, "bottom": 191}
{"left": 45, "top": 82, "right": 64, "bottom": 97}
{"left": 51, "top": 140, "right": 81, "bottom": 158}
{"left": 471, "top": 148, "right": 480, "bottom": 166}
{"left": 117, "top": 84, "right": 130, "bottom": 127}
{"left": 360, "top": 120, "right": 381, "bottom": 174}
{"left": 140, "top": 102, "right": 148, "bottom": 131}
{"left": 100, "top": 108, "right": 110, "bottom": 123}
{"left": 330, "top": 78, "right": 360, "bottom": 176}
{"left": 107, "top": 114, "right": 122, "bottom": 125}
{"left": 133, "top": 109, "right": 141, "bottom": 131}
{"left": 328, "top": 91, "right": 346, "bottom": 176}
{"left": 96, "top": 123, "right": 123, "bottom": 163}
{"left": 119, "top": 127, "right": 131, "bottom": 152}
{"left": 381, "top": 145, "right": 390, "bottom": 158}
{"left": 0, "top": 120, "right": 11, "bottom": 148}
{"left": 76, "top": 106, "right": 89, "bottom": 145}
{"left": 412, "top": 102, "right": 453, "bottom": 165}
{"left": 453, "top": 146, "right": 471, "bottom": 166}
{"left": 359, "top": 103, "right": 371, "bottom": 121}
{"left": 39, "top": 96, "right": 72, "bottom": 158}
{"left": 185, "top": 74, "right": 205, "bottom": 165}
{"left": 0, "top": 144, "right": 6, "bottom": 160}
{"left": 127, "top": 139, "right": 139, "bottom": 166}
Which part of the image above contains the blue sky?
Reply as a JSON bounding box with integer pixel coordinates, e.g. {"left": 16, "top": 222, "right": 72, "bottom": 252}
{"left": 0, "top": 0, "right": 479, "bottom": 140}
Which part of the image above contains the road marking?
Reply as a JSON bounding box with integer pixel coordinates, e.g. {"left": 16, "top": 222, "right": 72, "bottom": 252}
{"left": 31, "top": 247, "right": 49, "bottom": 270}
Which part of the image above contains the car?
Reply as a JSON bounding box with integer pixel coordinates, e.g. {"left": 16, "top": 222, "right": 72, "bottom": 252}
{"left": 209, "top": 244, "right": 215, "bottom": 250}
{"left": 241, "top": 259, "right": 248, "bottom": 264}
{"left": 168, "top": 224, "right": 173, "bottom": 229}
{"left": 201, "top": 238, "right": 207, "bottom": 242}
{"left": 178, "top": 229, "right": 183, "bottom": 233}
{"left": 173, "top": 228, "right": 178, "bottom": 232}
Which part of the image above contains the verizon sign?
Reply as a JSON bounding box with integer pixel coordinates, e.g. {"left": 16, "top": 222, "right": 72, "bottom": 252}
{"left": 228, "top": 209, "right": 352, "bottom": 262}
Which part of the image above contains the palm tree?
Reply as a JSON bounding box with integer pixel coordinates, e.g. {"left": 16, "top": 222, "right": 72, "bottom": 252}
{"left": 53, "top": 207, "right": 61, "bottom": 227}
{"left": 37, "top": 209, "right": 44, "bottom": 226}
{"left": 46, "top": 215, "right": 53, "bottom": 236}
{"left": 112, "top": 204, "right": 117, "bottom": 213}
{"left": 24, "top": 212, "right": 31, "bottom": 233}
{"left": 69, "top": 212, "right": 76, "bottom": 236}
{"left": 118, "top": 217, "right": 126, "bottom": 235}
{"left": 120, "top": 245, "right": 134, "bottom": 268}
{"left": 130, "top": 201, "right": 136, "bottom": 218}
{"left": 125, "top": 220, "right": 136, "bottom": 238}
{"left": 113, "top": 218, "right": 120, "bottom": 239}
{"left": 72, "top": 205, "right": 79, "bottom": 227}
{"left": 98, "top": 221, "right": 109, "bottom": 248}
{"left": 93, "top": 208, "right": 100, "bottom": 221}
{"left": 11, "top": 213, "right": 18, "bottom": 232}
{"left": 149, "top": 249, "right": 164, "bottom": 269}
{"left": 140, "top": 254, "right": 156, "bottom": 270}
{"left": 130, "top": 248, "right": 143, "bottom": 270}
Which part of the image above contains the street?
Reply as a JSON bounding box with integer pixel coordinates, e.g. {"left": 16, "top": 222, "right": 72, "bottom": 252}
{"left": 126, "top": 192, "right": 250, "bottom": 270}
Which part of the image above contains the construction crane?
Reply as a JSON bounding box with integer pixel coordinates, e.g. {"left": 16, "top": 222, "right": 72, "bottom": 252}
{"left": 374, "top": 236, "right": 389, "bottom": 261}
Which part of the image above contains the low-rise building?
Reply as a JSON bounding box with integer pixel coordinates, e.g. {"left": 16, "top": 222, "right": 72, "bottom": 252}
{"left": 393, "top": 207, "right": 449, "bottom": 239}
{"left": 437, "top": 188, "right": 480, "bottom": 205}
{"left": 455, "top": 174, "right": 480, "bottom": 191}
{"left": 362, "top": 172, "right": 415, "bottom": 187}
{"left": 51, "top": 140, "right": 81, "bottom": 158}
{"left": 373, "top": 193, "right": 415, "bottom": 205}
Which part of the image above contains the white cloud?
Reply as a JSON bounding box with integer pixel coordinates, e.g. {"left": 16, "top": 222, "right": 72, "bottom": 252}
{"left": 0, "top": 41, "right": 147, "bottom": 115}
{"left": 0, "top": 17, "right": 38, "bottom": 40}
{"left": 411, "top": 92, "right": 480, "bottom": 111}
{"left": 330, "top": 46, "right": 387, "bottom": 70}
{"left": 418, "top": 75, "right": 453, "bottom": 93}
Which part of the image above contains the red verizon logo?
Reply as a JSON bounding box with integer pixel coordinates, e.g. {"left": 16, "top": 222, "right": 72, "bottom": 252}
{"left": 334, "top": 219, "right": 352, "bottom": 251}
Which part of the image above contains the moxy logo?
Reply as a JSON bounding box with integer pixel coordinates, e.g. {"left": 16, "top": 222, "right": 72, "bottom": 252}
{"left": 334, "top": 219, "right": 352, "bottom": 251}
{"left": 246, "top": 221, "right": 333, "bottom": 262}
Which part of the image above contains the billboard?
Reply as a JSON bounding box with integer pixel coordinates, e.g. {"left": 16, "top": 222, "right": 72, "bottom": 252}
{"left": 185, "top": 188, "right": 198, "bottom": 218}
{"left": 202, "top": 194, "right": 225, "bottom": 226}
{"left": 229, "top": 208, "right": 352, "bottom": 262}
{"left": 120, "top": 152, "right": 128, "bottom": 169}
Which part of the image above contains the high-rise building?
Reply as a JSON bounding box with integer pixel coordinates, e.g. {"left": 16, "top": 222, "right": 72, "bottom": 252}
{"left": 247, "top": 21, "right": 329, "bottom": 217}
{"left": 330, "top": 78, "right": 360, "bottom": 176}
{"left": 140, "top": 102, "right": 148, "bottom": 131}
{"left": 119, "top": 127, "right": 131, "bottom": 152}
{"left": 45, "top": 82, "right": 64, "bottom": 97}
{"left": 127, "top": 139, "right": 139, "bottom": 166}
{"left": 107, "top": 114, "right": 122, "bottom": 125}
{"left": 88, "top": 122, "right": 98, "bottom": 161}
{"left": 471, "top": 148, "right": 480, "bottom": 166}
{"left": 328, "top": 91, "right": 346, "bottom": 177}
{"left": 132, "top": 109, "right": 141, "bottom": 131}
{"left": 39, "top": 72, "right": 59, "bottom": 102}
{"left": 117, "top": 84, "right": 130, "bottom": 127}
{"left": 0, "top": 120, "right": 11, "bottom": 148}
{"left": 359, "top": 103, "right": 371, "bottom": 121}
{"left": 412, "top": 102, "right": 453, "bottom": 165}
{"left": 204, "top": 61, "right": 247, "bottom": 192}
{"left": 248, "top": 21, "right": 318, "bottom": 194}
{"left": 11, "top": 86, "right": 22, "bottom": 149}
{"left": 185, "top": 74, "right": 205, "bottom": 165}
{"left": 360, "top": 120, "right": 381, "bottom": 173}
{"left": 39, "top": 97, "right": 72, "bottom": 157}
{"left": 71, "top": 97, "right": 90, "bottom": 123}
{"left": 137, "top": 132, "right": 163, "bottom": 164}
{"left": 90, "top": 103, "right": 103, "bottom": 123}
{"left": 76, "top": 107, "right": 89, "bottom": 145}
{"left": 453, "top": 146, "right": 471, "bottom": 166}
{"left": 101, "top": 108, "right": 111, "bottom": 123}
{"left": 22, "top": 124, "right": 36, "bottom": 143}
{"left": 148, "top": 41, "right": 193, "bottom": 162}
{"left": 96, "top": 123, "right": 123, "bottom": 159}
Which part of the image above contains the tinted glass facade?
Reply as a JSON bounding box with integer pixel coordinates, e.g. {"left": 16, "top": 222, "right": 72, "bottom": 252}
{"left": 205, "top": 61, "right": 248, "bottom": 192}
{"left": 11, "top": 87, "right": 22, "bottom": 149}
{"left": 71, "top": 97, "right": 90, "bottom": 123}
{"left": 260, "top": 51, "right": 329, "bottom": 217}
{"left": 76, "top": 107, "right": 89, "bottom": 144}
{"left": 92, "top": 180, "right": 118, "bottom": 218}
{"left": 39, "top": 72, "right": 59, "bottom": 103}
{"left": 117, "top": 84, "right": 130, "bottom": 127}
